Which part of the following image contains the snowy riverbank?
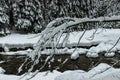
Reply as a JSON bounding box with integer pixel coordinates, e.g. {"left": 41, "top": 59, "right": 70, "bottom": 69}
{"left": 0, "top": 28, "right": 120, "bottom": 58}
{"left": 0, "top": 63, "right": 120, "bottom": 80}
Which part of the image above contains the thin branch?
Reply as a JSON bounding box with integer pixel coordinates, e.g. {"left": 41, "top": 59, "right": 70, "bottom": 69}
{"left": 108, "top": 37, "right": 120, "bottom": 53}
{"left": 73, "top": 29, "right": 86, "bottom": 52}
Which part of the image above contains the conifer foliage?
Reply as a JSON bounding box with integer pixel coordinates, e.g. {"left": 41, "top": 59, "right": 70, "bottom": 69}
{"left": 0, "top": 0, "right": 119, "bottom": 34}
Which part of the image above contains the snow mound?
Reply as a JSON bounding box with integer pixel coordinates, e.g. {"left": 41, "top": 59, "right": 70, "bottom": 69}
{"left": 0, "top": 67, "right": 5, "bottom": 74}
{"left": 71, "top": 48, "right": 87, "bottom": 59}
{"left": 0, "top": 64, "right": 120, "bottom": 80}
{"left": 20, "top": 70, "right": 62, "bottom": 80}
{"left": 0, "top": 29, "right": 120, "bottom": 58}
{"left": 0, "top": 33, "right": 40, "bottom": 49}
{"left": 55, "top": 63, "right": 120, "bottom": 80}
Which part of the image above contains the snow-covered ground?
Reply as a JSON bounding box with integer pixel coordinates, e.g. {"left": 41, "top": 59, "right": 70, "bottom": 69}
{"left": 0, "top": 33, "right": 40, "bottom": 49}
{"left": 0, "top": 28, "right": 120, "bottom": 48}
{"left": 0, "top": 63, "right": 120, "bottom": 80}
{"left": 0, "top": 29, "right": 120, "bottom": 80}
{"left": 55, "top": 63, "right": 120, "bottom": 80}
{"left": 0, "top": 28, "right": 120, "bottom": 58}
{"left": 0, "top": 70, "right": 61, "bottom": 80}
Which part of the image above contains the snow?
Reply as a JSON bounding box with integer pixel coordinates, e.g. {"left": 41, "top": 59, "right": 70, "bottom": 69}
{"left": 0, "top": 67, "right": 5, "bottom": 74}
{"left": 41, "top": 28, "right": 120, "bottom": 58}
{"left": 1, "top": 29, "right": 120, "bottom": 80}
{"left": 55, "top": 63, "right": 120, "bottom": 80}
{"left": 104, "top": 52, "right": 115, "bottom": 57}
{"left": 21, "top": 71, "right": 62, "bottom": 80}
{"left": 86, "top": 39, "right": 120, "bottom": 57}
{"left": 0, "top": 33, "right": 40, "bottom": 49}
{"left": 0, "top": 29, "right": 120, "bottom": 58}
{"left": 0, "top": 63, "right": 120, "bottom": 80}
{"left": 67, "top": 29, "right": 120, "bottom": 46}
{"left": 17, "top": 19, "right": 31, "bottom": 28}
{"left": 0, "top": 49, "right": 33, "bottom": 55}
{"left": 0, "top": 74, "right": 20, "bottom": 80}
{"left": 33, "top": 17, "right": 110, "bottom": 59}
{"left": 0, "top": 70, "right": 62, "bottom": 80}
{"left": 44, "top": 28, "right": 120, "bottom": 50}
{"left": 0, "top": 14, "right": 9, "bottom": 23}
{"left": 0, "top": 29, "right": 119, "bottom": 48}
{"left": 71, "top": 48, "right": 88, "bottom": 59}
{"left": 42, "top": 16, "right": 120, "bottom": 48}
{"left": 71, "top": 51, "right": 80, "bottom": 59}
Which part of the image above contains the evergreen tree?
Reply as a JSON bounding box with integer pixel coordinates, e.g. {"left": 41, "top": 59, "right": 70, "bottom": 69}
{"left": 0, "top": 0, "right": 120, "bottom": 33}
{"left": 13, "top": 0, "right": 43, "bottom": 33}
{"left": 0, "top": 0, "right": 9, "bottom": 35}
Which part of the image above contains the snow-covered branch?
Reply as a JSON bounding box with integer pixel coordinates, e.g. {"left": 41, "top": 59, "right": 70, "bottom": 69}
{"left": 23, "top": 15, "right": 120, "bottom": 80}
{"left": 34, "top": 15, "right": 120, "bottom": 57}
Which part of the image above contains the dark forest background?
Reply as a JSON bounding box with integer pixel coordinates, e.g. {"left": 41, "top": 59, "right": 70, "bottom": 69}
{"left": 0, "top": 0, "right": 119, "bottom": 33}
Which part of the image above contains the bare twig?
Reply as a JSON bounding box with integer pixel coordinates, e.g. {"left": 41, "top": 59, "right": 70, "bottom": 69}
{"left": 73, "top": 29, "right": 86, "bottom": 52}
{"left": 107, "top": 37, "right": 120, "bottom": 53}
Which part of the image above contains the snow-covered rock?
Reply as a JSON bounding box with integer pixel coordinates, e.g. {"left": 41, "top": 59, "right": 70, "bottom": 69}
{"left": 71, "top": 48, "right": 88, "bottom": 59}
{"left": 104, "top": 52, "right": 115, "bottom": 57}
